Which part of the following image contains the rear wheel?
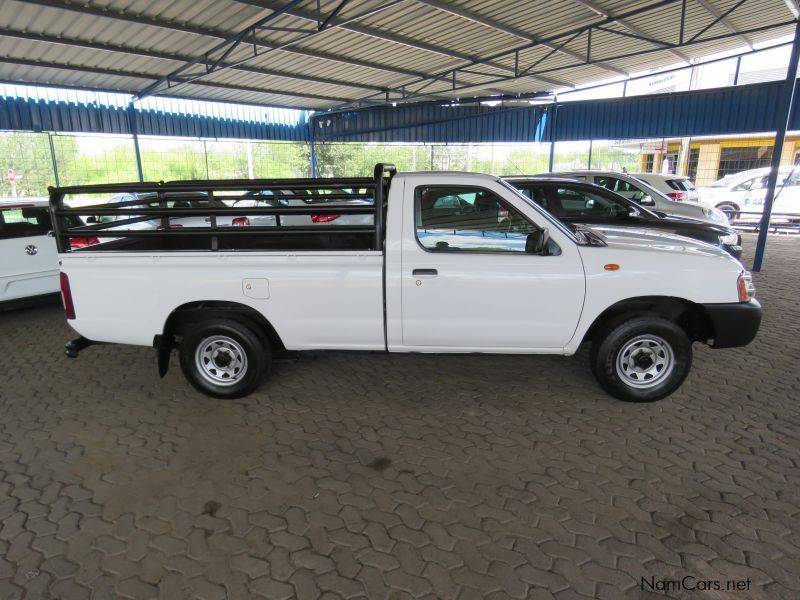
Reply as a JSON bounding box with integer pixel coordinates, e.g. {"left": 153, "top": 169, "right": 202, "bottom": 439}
{"left": 591, "top": 316, "right": 692, "bottom": 402}
{"left": 179, "top": 318, "right": 269, "bottom": 398}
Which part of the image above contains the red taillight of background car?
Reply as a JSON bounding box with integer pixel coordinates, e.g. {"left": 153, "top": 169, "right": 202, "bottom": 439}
{"left": 667, "top": 192, "right": 688, "bottom": 201}
{"left": 311, "top": 214, "right": 340, "bottom": 223}
{"left": 60, "top": 272, "right": 76, "bottom": 319}
{"left": 69, "top": 237, "right": 100, "bottom": 249}
{"left": 498, "top": 206, "right": 509, "bottom": 220}
{"left": 232, "top": 217, "right": 250, "bottom": 227}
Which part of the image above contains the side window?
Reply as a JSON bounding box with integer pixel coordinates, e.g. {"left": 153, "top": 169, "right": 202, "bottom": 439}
{"left": 783, "top": 173, "right": 800, "bottom": 187}
{"left": 0, "top": 206, "right": 52, "bottom": 240}
{"left": 528, "top": 185, "right": 548, "bottom": 206}
{"left": 597, "top": 176, "right": 647, "bottom": 202}
{"left": 550, "top": 187, "right": 629, "bottom": 218}
{"left": 595, "top": 176, "right": 635, "bottom": 193}
{"left": 734, "top": 178, "right": 756, "bottom": 191}
{"left": 415, "top": 186, "right": 538, "bottom": 253}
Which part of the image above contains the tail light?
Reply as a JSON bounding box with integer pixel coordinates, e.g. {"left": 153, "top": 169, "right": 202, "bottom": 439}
{"left": 498, "top": 206, "right": 509, "bottom": 221}
{"left": 232, "top": 217, "right": 250, "bottom": 227}
{"left": 311, "top": 214, "right": 340, "bottom": 223}
{"left": 667, "top": 192, "right": 688, "bottom": 201}
{"left": 60, "top": 272, "right": 76, "bottom": 319}
{"left": 70, "top": 237, "right": 100, "bottom": 249}
{"left": 738, "top": 271, "right": 755, "bottom": 302}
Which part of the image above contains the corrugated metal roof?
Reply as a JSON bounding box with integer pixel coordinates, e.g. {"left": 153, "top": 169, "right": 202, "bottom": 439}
{"left": 0, "top": 0, "right": 796, "bottom": 110}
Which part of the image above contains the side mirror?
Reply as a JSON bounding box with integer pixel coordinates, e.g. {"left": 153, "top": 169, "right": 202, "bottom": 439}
{"left": 85, "top": 216, "right": 98, "bottom": 224}
{"left": 639, "top": 195, "right": 655, "bottom": 206}
{"left": 526, "top": 229, "right": 549, "bottom": 255}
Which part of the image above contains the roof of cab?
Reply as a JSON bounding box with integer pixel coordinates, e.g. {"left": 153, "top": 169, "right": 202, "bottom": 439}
{"left": 504, "top": 176, "right": 582, "bottom": 183}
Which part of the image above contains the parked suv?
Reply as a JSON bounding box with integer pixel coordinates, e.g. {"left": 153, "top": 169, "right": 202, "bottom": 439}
{"left": 547, "top": 170, "right": 727, "bottom": 225}
{"left": 507, "top": 178, "right": 742, "bottom": 258}
{"left": 633, "top": 173, "right": 700, "bottom": 203}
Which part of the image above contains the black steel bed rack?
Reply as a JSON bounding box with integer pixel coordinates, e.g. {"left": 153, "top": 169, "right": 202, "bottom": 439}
{"left": 49, "top": 163, "right": 397, "bottom": 253}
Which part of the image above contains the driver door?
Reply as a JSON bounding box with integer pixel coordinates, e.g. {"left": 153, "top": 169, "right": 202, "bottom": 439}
{"left": 399, "top": 183, "right": 585, "bottom": 350}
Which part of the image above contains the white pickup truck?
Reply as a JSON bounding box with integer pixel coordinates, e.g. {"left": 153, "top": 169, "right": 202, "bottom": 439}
{"left": 50, "top": 165, "right": 761, "bottom": 403}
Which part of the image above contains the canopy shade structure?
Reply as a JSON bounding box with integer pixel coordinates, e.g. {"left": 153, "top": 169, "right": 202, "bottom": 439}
{"left": 0, "top": 0, "right": 797, "bottom": 110}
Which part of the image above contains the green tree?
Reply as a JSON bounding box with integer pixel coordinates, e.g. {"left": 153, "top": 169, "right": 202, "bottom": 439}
{"left": 252, "top": 142, "right": 308, "bottom": 177}
{"left": 0, "top": 132, "right": 54, "bottom": 196}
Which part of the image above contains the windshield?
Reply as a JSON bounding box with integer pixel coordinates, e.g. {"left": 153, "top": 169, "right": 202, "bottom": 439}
{"left": 496, "top": 178, "right": 587, "bottom": 244}
{"left": 707, "top": 174, "right": 750, "bottom": 188}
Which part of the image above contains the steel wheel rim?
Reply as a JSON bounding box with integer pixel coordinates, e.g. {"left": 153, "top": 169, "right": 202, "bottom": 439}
{"left": 195, "top": 335, "right": 248, "bottom": 386}
{"left": 615, "top": 334, "right": 674, "bottom": 389}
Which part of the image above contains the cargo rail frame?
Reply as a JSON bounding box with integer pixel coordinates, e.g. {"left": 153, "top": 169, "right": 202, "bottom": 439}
{"left": 49, "top": 164, "right": 397, "bottom": 253}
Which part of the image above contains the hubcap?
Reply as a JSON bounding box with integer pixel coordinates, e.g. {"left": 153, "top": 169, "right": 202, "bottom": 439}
{"left": 615, "top": 335, "right": 674, "bottom": 389}
{"left": 195, "top": 335, "right": 248, "bottom": 386}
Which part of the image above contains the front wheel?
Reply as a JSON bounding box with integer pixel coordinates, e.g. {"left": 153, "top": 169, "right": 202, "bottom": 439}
{"left": 591, "top": 316, "right": 692, "bottom": 402}
{"left": 715, "top": 202, "right": 740, "bottom": 221}
{"left": 179, "top": 318, "right": 270, "bottom": 399}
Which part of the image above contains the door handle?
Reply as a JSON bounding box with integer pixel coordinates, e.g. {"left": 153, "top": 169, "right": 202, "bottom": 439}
{"left": 412, "top": 269, "right": 437, "bottom": 276}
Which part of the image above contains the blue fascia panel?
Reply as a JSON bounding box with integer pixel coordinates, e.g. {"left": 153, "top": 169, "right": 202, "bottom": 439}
{"left": 312, "top": 80, "right": 800, "bottom": 143}
{"left": 4, "top": 81, "right": 800, "bottom": 144}
{"left": 0, "top": 95, "right": 310, "bottom": 142}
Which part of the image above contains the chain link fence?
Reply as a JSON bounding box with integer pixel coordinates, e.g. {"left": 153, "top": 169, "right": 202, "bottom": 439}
{"left": 0, "top": 132, "right": 311, "bottom": 198}
{"left": 2, "top": 130, "right": 798, "bottom": 231}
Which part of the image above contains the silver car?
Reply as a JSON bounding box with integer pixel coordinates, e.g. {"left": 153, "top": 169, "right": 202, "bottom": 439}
{"left": 545, "top": 170, "right": 729, "bottom": 225}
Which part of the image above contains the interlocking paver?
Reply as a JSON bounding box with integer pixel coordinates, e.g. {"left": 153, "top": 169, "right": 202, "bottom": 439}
{"left": 1, "top": 235, "right": 799, "bottom": 598}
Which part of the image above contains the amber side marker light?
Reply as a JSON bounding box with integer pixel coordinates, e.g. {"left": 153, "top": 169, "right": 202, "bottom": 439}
{"left": 604, "top": 264, "right": 620, "bottom": 271}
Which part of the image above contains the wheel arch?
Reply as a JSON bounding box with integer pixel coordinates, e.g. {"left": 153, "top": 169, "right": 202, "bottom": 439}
{"left": 715, "top": 200, "right": 741, "bottom": 211}
{"left": 155, "top": 300, "right": 285, "bottom": 376}
{"left": 581, "top": 296, "right": 714, "bottom": 346}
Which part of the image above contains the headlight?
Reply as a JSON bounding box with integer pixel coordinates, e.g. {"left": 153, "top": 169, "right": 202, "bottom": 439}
{"left": 738, "top": 271, "right": 755, "bottom": 301}
{"left": 719, "top": 232, "right": 739, "bottom": 245}
{"left": 704, "top": 207, "right": 730, "bottom": 224}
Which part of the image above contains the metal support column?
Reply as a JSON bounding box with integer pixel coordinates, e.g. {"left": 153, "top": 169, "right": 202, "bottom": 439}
{"left": 753, "top": 19, "right": 800, "bottom": 271}
{"left": 47, "top": 132, "right": 60, "bottom": 187}
{"left": 587, "top": 140, "right": 593, "bottom": 169}
{"left": 128, "top": 103, "right": 144, "bottom": 182}
{"left": 548, "top": 103, "right": 559, "bottom": 172}
{"left": 310, "top": 139, "right": 318, "bottom": 178}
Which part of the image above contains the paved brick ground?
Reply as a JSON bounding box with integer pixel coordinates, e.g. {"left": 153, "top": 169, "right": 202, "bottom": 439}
{"left": 1, "top": 234, "right": 799, "bottom": 600}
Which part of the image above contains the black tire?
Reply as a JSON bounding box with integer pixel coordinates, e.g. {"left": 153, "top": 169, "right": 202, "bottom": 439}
{"left": 590, "top": 316, "right": 692, "bottom": 402}
{"left": 715, "top": 202, "right": 740, "bottom": 222}
{"left": 179, "top": 318, "right": 270, "bottom": 399}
